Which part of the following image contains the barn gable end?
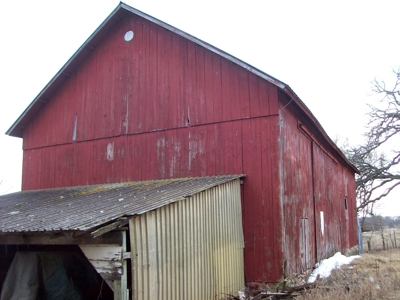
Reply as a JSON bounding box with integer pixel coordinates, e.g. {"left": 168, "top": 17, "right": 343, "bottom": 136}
{"left": 4, "top": 2, "right": 359, "bottom": 287}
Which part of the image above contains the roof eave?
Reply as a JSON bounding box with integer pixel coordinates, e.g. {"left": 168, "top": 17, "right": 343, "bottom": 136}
{"left": 6, "top": 3, "right": 129, "bottom": 137}
{"left": 5, "top": 3, "right": 358, "bottom": 175}
{"left": 6, "top": 3, "right": 286, "bottom": 138}
{"left": 282, "top": 85, "right": 360, "bottom": 174}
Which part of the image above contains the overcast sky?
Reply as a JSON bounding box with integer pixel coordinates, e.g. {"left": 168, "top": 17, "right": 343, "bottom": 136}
{"left": 0, "top": 0, "right": 399, "bottom": 215}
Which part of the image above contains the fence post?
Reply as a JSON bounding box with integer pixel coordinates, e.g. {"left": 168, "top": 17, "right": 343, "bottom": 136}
{"left": 357, "top": 218, "right": 364, "bottom": 254}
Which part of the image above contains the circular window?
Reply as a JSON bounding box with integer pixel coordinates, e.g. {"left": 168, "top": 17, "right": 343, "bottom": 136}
{"left": 124, "top": 30, "right": 134, "bottom": 42}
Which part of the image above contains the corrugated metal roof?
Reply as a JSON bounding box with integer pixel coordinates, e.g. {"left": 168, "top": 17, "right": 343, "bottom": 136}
{"left": 0, "top": 175, "right": 242, "bottom": 234}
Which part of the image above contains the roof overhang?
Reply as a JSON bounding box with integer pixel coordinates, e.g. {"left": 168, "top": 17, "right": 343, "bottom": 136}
{"left": 0, "top": 175, "right": 243, "bottom": 244}
{"left": 5, "top": 3, "right": 285, "bottom": 139}
{"left": 5, "top": 2, "right": 358, "bottom": 173}
{"left": 282, "top": 86, "right": 359, "bottom": 174}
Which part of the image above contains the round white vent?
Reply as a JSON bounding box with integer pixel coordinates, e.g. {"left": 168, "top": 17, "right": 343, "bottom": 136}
{"left": 124, "top": 30, "right": 134, "bottom": 42}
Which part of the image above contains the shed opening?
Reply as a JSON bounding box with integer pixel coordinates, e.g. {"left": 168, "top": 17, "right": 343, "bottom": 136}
{"left": 0, "top": 245, "right": 113, "bottom": 300}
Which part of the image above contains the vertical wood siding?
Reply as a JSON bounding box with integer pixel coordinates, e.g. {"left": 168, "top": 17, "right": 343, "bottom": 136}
{"left": 279, "top": 93, "right": 358, "bottom": 275}
{"left": 22, "top": 14, "right": 278, "bottom": 150}
{"left": 20, "top": 13, "right": 282, "bottom": 283}
{"left": 129, "top": 179, "right": 244, "bottom": 300}
{"left": 313, "top": 144, "right": 357, "bottom": 260}
{"left": 280, "top": 105, "right": 316, "bottom": 275}
{"left": 22, "top": 117, "right": 283, "bottom": 283}
{"left": 19, "top": 11, "right": 357, "bottom": 284}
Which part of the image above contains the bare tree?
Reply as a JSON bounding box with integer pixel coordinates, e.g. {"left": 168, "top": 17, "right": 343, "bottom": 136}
{"left": 343, "top": 69, "right": 400, "bottom": 215}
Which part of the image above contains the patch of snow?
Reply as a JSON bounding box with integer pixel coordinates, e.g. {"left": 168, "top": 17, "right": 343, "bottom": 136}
{"left": 308, "top": 252, "right": 360, "bottom": 283}
{"left": 238, "top": 291, "right": 245, "bottom": 300}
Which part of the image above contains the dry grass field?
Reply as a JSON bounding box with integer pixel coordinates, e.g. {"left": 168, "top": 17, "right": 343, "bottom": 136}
{"left": 228, "top": 228, "right": 400, "bottom": 299}
{"left": 363, "top": 227, "right": 399, "bottom": 252}
{"left": 299, "top": 247, "right": 400, "bottom": 300}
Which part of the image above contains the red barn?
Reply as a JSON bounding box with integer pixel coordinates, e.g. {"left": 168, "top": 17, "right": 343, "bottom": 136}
{"left": 2, "top": 2, "right": 358, "bottom": 295}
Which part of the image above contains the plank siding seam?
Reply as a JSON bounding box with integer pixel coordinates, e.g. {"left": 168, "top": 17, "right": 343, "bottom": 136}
{"left": 6, "top": 2, "right": 359, "bottom": 285}
{"left": 298, "top": 123, "right": 339, "bottom": 165}
{"left": 22, "top": 114, "right": 281, "bottom": 151}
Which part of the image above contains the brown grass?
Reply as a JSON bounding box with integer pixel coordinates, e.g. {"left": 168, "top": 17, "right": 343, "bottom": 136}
{"left": 363, "top": 227, "right": 400, "bottom": 252}
{"left": 299, "top": 248, "right": 400, "bottom": 300}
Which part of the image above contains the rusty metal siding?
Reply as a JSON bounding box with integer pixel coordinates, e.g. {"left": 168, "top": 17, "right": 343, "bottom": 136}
{"left": 129, "top": 179, "right": 244, "bottom": 300}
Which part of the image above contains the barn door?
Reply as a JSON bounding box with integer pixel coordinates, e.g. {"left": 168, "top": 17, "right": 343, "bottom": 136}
{"left": 312, "top": 141, "right": 341, "bottom": 262}
{"left": 297, "top": 124, "right": 317, "bottom": 270}
{"left": 300, "top": 218, "right": 312, "bottom": 270}
{"left": 283, "top": 121, "right": 317, "bottom": 275}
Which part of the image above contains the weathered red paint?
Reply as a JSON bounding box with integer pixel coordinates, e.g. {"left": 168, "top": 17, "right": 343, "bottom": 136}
{"left": 17, "top": 8, "right": 357, "bottom": 283}
{"left": 279, "top": 92, "right": 358, "bottom": 275}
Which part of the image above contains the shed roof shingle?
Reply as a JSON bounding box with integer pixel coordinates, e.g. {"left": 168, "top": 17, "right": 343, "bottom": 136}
{"left": 0, "top": 175, "right": 242, "bottom": 234}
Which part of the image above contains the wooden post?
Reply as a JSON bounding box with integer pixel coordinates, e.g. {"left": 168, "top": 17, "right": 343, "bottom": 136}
{"left": 114, "top": 231, "right": 129, "bottom": 300}
{"left": 79, "top": 230, "right": 129, "bottom": 300}
{"left": 394, "top": 231, "right": 397, "bottom": 248}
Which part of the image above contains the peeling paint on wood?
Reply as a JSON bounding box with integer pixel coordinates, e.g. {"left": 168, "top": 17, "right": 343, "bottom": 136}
{"left": 279, "top": 93, "right": 358, "bottom": 276}
{"left": 107, "top": 142, "right": 114, "bottom": 161}
{"left": 79, "top": 245, "right": 123, "bottom": 261}
{"left": 79, "top": 231, "right": 129, "bottom": 298}
{"left": 15, "top": 6, "right": 358, "bottom": 285}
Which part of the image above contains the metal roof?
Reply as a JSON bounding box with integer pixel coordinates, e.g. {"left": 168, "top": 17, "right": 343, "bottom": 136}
{"left": 0, "top": 175, "right": 242, "bottom": 234}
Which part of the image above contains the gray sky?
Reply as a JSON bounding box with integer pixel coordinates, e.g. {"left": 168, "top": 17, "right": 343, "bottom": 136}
{"left": 0, "top": 0, "right": 399, "bottom": 215}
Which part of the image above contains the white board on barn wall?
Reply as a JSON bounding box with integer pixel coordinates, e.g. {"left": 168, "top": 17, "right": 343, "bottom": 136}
{"left": 320, "top": 211, "right": 324, "bottom": 237}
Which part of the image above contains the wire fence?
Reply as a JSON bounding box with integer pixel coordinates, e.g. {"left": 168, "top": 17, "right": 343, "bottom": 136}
{"left": 363, "top": 228, "right": 399, "bottom": 252}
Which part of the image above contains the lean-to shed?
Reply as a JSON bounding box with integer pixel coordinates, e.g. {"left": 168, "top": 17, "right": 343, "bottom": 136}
{"left": 0, "top": 176, "right": 244, "bottom": 299}
{"left": 2, "top": 1, "right": 359, "bottom": 292}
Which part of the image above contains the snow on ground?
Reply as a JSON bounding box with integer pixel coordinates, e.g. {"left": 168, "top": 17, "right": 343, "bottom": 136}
{"left": 308, "top": 252, "right": 360, "bottom": 283}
